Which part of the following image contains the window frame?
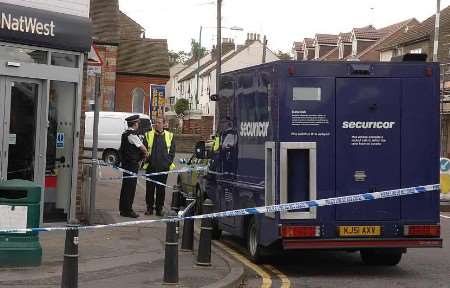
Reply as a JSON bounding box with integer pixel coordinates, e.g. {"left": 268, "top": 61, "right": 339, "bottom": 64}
{"left": 131, "top": 87, "right": 145, "bottom": 114}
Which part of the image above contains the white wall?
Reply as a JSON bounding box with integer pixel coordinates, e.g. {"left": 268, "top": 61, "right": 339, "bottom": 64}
{"left": 0, "top": 0, "right": 90, "bottom": 18}
{"left": 173, "top": 53, "right": 212, "bottom": 104}
{"left": 380, "top": 50, "right": 393, "bottom": 62}
{"left": 166, "top": 63, "right": 187, "bottom": 107}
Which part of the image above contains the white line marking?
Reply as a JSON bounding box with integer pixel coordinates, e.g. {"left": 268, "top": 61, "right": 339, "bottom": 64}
{"left": 440, "top": 214, "right": 450, "bottom": 219}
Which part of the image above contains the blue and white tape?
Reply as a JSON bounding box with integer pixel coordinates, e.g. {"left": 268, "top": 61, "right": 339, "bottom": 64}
{"left": 95, "top": 160, "right": 208, "bottom": 189}
{"left": 0, "top": 184, "right": 439, "bottom": 234}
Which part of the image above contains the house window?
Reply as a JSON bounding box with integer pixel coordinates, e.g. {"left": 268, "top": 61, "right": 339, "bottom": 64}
{"left": 131, "top": 87, "right": 145, "bottom": 113}
{"left": 410, "top": 48, "right": 422, "bottom": 54}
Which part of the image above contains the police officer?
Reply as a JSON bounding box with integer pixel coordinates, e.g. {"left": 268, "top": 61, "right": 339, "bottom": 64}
{"left": 143, "top": 117, "right": 176, "bottom": 216}
{"left": 118, "top": 115, "right": 147, "bottom": 218}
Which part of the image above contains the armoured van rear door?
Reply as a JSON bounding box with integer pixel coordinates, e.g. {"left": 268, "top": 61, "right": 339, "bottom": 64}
{"left": 336, "top": 78, "right": 401, "bottom": 221}
{"left": 279, "top": 76, "right": 335, "bottom": 220}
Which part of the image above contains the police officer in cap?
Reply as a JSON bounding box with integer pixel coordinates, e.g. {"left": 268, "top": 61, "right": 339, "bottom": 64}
{"left": 118, "top": 115, "right": 147, "bottom": 218}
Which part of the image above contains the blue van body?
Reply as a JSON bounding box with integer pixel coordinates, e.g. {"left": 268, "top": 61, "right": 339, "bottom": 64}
{"left": 207, "top": 61, "right": 442, "bottom": 252}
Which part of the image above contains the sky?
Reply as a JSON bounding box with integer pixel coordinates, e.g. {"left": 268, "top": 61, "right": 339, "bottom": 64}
{"left": 119, "top": 0, "right": 450, "bottom": 53}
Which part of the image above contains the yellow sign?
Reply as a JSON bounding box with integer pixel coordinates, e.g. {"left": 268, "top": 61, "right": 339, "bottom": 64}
{"left": 440, "top": 158, "right": 450, "bottom": 196}
{"left": 339, "top": 226, "right": 381, "bottom": 237}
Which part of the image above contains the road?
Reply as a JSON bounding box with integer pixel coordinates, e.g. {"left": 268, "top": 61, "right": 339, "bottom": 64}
{"left": 220, "top": 213, "right": 450, "bottom": 288}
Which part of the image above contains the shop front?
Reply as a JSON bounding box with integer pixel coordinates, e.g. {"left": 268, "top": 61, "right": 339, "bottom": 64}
{"left": 0, "top": 2, "right": 91, "bottom": 222}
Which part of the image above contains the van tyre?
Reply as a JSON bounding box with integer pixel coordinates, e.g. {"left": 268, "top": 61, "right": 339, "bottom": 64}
{"left": 247, "top": 218, "right": 263, "bottom": 263}
{"left": 103, "top": 150, "right": 119, "bottom": 166}
{"left": 360, "top": 249, "right": 403, "bottom": 266}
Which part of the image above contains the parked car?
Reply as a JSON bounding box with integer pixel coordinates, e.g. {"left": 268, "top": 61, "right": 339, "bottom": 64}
{"left": 84, "top": 112, "right": 152, "bottom": 165}
{"left": 177, "top": 141, "right": 213, "bottom": 214}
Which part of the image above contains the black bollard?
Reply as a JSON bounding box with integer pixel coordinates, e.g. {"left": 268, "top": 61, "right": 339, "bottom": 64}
{"left": 61, "top": 222, "right": 79, "bottom": 288}
{"left": 163, "top": 211, "right": 179, "bottom": 284}
{"left": 196, "top": 199, "right": 214, "bottom": 266}
{"left": 180, "top": 198, "right": 195, "bottom": 252}
{"left": 171, "top": 185, "right": 181, "bottom": 212}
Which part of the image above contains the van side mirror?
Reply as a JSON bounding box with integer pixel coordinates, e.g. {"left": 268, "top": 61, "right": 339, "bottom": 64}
{"left": 210, "top": 94, "right": 218, "bottom": 101}
{"left": 195, "top": 141, "right": 206, "bottom": 159}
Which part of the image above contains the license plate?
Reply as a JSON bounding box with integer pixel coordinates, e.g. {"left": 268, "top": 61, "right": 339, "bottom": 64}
{"left": 339, "top": 226, "right": 381, "bottom": 237}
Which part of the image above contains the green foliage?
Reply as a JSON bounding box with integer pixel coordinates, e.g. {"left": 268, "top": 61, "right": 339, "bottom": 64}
{"left": 174, "top": 98, "right": 190, "bottom": 115}
{"left": 169, "top": 50, "right": 189, "bottom": 65}
{"left": 191, "top": 39, "right": 206, "bottom": 61}
{"left": 275, "top": 50, "right": 293, "bottom": 60}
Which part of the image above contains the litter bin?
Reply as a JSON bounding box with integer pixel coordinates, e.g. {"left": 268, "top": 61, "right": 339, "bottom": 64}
{"left": 0, "top": 179, "right": 42, "bottom": 267}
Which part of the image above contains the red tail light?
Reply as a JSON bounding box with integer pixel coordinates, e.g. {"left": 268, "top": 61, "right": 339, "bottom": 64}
{"left": 281, "top": 225, "right": 320, "bottom": 238}
{"left": 288, "top": 66, "right": 295, "bottom": 76}
{"left": 404, "top": 225, "right": 440, "bottom": 237}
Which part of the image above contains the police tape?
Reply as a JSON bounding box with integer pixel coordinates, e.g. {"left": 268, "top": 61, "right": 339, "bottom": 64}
{"left": 94, "top": 160, "right": 206, "bottom": 189}
{"left": 0, "top": 184, "right": 439, "bottom": 234}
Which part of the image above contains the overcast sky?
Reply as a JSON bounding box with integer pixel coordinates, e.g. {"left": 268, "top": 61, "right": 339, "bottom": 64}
{"left": 119, "top": 0, "right": 450, "bottom": 53}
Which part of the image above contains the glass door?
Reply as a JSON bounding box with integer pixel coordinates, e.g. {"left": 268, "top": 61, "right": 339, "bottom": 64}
{"left": 0, "top": 77, "right": 41, "bottom": 182}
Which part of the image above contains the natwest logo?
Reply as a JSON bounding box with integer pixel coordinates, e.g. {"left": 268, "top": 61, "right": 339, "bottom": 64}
{"left": 342, "top": 121, "right": 395, "bottom": 129}
{"left": 240, "top": 122, "right": 269, "bottom": 137}
{"left": 1, "top": 12, "right": 55, "bottom": 37}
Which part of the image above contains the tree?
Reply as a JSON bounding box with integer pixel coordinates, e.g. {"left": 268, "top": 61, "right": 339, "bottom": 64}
{"left": 190, "top": 39, "right": 206, "bottom": 61}
{"left": 275, "top": 50, "right": 293, "bottom": 60}
{"left": 169, "top": 50, "right": 189, "bottom": 65}
{"left": 174, "top": 98, "right": 190, "bottom": 115}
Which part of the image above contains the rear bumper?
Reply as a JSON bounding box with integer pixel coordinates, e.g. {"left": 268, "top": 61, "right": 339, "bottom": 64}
{"left": 282, "top": 238, "right": 443, "bottom": 250}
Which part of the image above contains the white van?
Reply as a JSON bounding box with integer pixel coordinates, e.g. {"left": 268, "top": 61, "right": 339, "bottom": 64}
{"left": 84, "top": 112, "right": 152, "bottom": 165}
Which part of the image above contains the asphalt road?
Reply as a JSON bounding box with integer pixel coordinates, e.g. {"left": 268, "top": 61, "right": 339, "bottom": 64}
{"left": 222, "top": 213, "right": 450, "bottom": 288}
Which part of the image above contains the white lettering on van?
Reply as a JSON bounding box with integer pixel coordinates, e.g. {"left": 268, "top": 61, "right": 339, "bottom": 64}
{"left": 240, "top": 122, "right": 269, "bottom": 137}
{"left": 342, "top": 121, "right": 395, "bottom": 129}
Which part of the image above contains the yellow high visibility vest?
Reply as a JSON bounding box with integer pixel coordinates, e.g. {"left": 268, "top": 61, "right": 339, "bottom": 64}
{"left": 212, "top": 135, "right": 220, "bottom": 152}
{"left": 143, "top": 129, "right": 176, "bottom": 170}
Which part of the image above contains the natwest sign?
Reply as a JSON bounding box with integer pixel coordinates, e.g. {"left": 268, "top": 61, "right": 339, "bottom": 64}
{"left": 1, "top": 12, "right": 56, "bottom": 37}
{"left": 0, "top": 2, "right": 91, "bottom": 52}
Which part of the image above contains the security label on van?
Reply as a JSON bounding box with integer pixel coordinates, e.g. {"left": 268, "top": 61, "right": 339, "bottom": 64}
{"left": 240, "top": 122, "right": 269, "bottom": 137}
{"left": 56, "top": 132, "right": 64, "bottom": 149}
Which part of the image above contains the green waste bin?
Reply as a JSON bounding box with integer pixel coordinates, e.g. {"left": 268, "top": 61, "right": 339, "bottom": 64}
{"left": 0, "top": 179, "right": 42, "bottom": 267}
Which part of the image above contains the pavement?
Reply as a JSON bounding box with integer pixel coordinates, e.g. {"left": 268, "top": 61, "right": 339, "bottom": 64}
{"left": 0, "top": 156, "right": 244, "bottom": 288}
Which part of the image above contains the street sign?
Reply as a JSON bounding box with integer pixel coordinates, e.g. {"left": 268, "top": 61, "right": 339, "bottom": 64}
{"left": 440, "top": 158, "right": 450, "bottom": 173}
{"left": 440, "top": 158, "right": 450, "bottom": 198}
{"left": 56, "top": 132, "right": 64, "bottom": 149}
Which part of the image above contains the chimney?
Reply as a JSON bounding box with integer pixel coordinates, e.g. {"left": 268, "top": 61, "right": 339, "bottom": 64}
{"left": 211, "top": 45, "right": 217, "bottom": 59}
{"left": 222, "top": 38, "right": 235, "bottom": 55}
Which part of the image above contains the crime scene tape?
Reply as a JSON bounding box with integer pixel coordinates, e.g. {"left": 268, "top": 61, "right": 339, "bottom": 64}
{"left": 0, "top": 184, "right": 439, "bottom": 234}
{"left": 94, "top": 160, "right": 208, "bottom": 189}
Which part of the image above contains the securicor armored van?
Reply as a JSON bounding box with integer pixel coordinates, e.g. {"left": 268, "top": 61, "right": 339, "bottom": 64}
{"left": 205, "top": 60, "right": 442, "bottom": 265}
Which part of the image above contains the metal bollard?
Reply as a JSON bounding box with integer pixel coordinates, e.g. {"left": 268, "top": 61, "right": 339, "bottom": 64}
{"left": 171, "top": 185, "right": 181, "bottom": 212}
{"left": 61, "top": 222, "right": 79, "bottom": 288}
{"left": 163, "top": 211, "right": 179, "bottom": 284}
{"left": 196, "top": 199, "right": 214, "bottom": 266}
{"left": 181, "top": 198, "right": 195, "bottom": 252}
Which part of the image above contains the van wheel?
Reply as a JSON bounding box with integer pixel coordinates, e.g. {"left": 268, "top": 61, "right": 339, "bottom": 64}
{"left": 247, "top": 218, "right": 263, "bottom": 263}
{"left": 360, "top": 249, "right": 403, "bottom": 266}
{"left": 103, "top": 150, "right": 119, "bottom": 166}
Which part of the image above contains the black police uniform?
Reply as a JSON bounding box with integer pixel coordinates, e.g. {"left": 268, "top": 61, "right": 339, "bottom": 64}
{"left": 118, "top": 116, "right": 142, "bottom": 217}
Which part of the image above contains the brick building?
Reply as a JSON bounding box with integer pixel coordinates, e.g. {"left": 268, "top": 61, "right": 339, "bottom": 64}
{"left": 77, "top": 0, "right": 169, "bottom": 220}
